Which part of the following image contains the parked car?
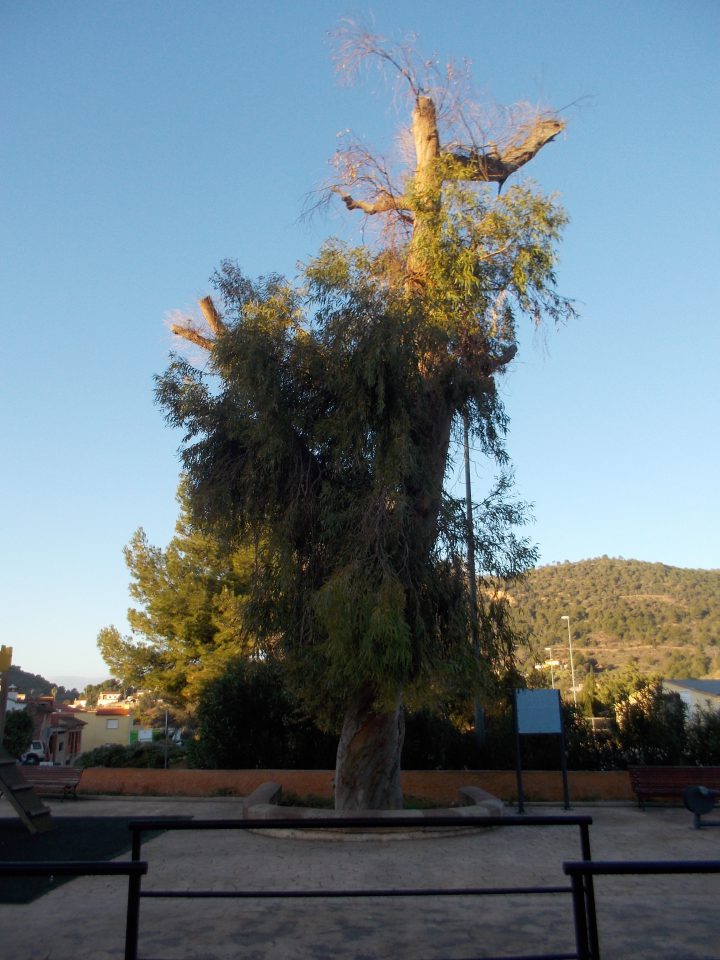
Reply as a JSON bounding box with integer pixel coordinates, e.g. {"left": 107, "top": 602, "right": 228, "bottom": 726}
{"left": 20, "top": 740, "right": 47, "bottom": 764}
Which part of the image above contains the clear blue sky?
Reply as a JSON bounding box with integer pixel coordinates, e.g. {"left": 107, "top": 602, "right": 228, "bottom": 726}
{"left": 2, "top": 1, "right": 718, "bottom": 687}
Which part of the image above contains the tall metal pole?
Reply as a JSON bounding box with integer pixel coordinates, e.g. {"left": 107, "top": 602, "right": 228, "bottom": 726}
{"left": 463, "top": 414, "right": 484, "bottom": 744}
{"left": 561, "top": 615, "right": 577, "bottom": 706}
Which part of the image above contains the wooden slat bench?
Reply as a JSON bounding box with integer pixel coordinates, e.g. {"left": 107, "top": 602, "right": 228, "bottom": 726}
{"left": 628, "top": 766, "right": 720, "bottom": 808}
{"left": 18, "top": 765, "right": 83, "bottom": 799}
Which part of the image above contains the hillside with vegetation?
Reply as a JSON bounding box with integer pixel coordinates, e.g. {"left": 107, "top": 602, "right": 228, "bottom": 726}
{"left": 6, "top": 665, "right": 78, "bottom": 702}
{"left": 510, "top": 556, "right": 720, "bottom": 687}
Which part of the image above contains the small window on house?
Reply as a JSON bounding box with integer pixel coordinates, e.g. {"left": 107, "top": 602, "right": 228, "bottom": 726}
{"left": 106, "top": 718, "right": 119, "bottom": 729}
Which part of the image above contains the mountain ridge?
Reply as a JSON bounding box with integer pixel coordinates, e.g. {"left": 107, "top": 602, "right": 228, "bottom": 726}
{"left": 510, "top": 556, "right": 720, "bottom": 683}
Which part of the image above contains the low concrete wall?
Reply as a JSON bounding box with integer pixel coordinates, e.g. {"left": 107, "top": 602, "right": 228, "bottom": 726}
{"left": 78, "top": 768, "right": 633, "bottom": 802}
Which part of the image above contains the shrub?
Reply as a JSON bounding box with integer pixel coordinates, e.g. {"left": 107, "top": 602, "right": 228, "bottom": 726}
{"left": 188, "top": 658, "right": 337, "bottom": 770}
{"left": 2, "top": 710, "right": 34, "bottom": 759}
{"left": 402, "top": 709, "right": 482, "bottom": 769}
{"left": 615, "top": 682, "right": 687, "bottom": 765}
{"left": 685, "top": 707, "right": 720, "bottom": 765}
{"left": 79, "top": 743, "right": 183, "bottom": 768}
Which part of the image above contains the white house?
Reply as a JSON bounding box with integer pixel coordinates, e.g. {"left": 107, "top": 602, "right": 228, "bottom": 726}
{"left": 663, "top": 679, "right": 720, "bottom": 714}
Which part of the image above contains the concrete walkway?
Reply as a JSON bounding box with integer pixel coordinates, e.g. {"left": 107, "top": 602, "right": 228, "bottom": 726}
{"left": 1, "top": 795, "right": 719, "bottom": 960}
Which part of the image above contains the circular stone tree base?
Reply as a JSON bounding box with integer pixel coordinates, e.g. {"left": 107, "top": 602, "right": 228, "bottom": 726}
{"left": 241, "top": 782, "right": 505, "bottom": 839}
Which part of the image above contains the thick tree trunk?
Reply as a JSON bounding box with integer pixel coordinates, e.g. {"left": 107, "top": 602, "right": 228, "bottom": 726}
{"left": 334, "top": 685, "right": 405, "bottom": 810}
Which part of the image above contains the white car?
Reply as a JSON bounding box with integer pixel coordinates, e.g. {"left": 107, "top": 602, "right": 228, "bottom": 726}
{"left": 20, "top": 740, "right": 47, "bottom": 764}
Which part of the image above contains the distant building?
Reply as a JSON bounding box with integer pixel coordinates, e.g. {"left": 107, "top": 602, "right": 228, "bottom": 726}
{"left": 97, "top": 691, "right": 123, "bottom": 707}
{"left": 46, "top": 702, "right": 86, "bottom": 764}
{"left": 79, "top": 705, "right": 134, "bottom": 753}
{"left": 663, "top": 679, "right": 720, "bottom": 714}
{"left": 23, "top": 696, "right": 86, "bottom": 765}
{"left": 5, "top": 684, "right": 26, "bottom": 712}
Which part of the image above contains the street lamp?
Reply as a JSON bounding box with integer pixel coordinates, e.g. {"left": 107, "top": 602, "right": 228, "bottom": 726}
{"left": 560, "top": 615, "right": 578, "bottom": 706}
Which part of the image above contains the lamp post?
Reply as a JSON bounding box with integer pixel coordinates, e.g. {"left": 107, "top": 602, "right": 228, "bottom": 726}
{"left": 560, "top": 615, "right": 577, "bottom": 706}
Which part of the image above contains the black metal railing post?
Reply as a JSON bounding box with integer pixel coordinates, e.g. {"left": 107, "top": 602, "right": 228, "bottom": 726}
{"left": 131, "top": 823, "right": 142, "bottom": 862}
{"left": 0, "top": 861, "right": 147, "bottom": 960}
{"left": 125, "top": 864, "right": 143, "bottom": 960}
{"left": 568, "top": 872, "right": 591, "bottom": 960}
{"left": 577, "top": 822, "right": 598, "bottom": 959}
{"left": 564, "top": 859, "right": 720, "bottom": 960}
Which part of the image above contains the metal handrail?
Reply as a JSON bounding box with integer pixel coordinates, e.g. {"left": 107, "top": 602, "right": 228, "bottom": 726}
{"left": 128, "top": 814, "right": 595, "bottom": 960}
{"left": 0, "top": 860, "right": 148, "bottom": 960}
{"left": 563, "top": 859, "right": 720, "bottom": 960}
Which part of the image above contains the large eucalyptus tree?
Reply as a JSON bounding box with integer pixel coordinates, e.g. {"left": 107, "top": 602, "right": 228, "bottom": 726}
{"left": 159, "top": 28, "right": 573, "bottom": 809}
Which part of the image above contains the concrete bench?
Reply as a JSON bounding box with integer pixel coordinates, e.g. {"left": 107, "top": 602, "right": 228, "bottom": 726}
{"left": 628, "top": 766, "right": 720, "bottom": 809}
{"left": 18, "top": 764, "right": 82, "bottom": 799}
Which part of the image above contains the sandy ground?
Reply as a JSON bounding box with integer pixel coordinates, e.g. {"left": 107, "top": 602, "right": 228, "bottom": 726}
{"left": 1, "top": 795, "right": 719, "bottom": 960}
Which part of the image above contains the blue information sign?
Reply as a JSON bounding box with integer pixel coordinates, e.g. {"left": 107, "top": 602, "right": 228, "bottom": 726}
{"left": 515, "top": 688, "right": 562, "bottom": 734}
{"left": 513, "top": 688, "right": 569, "bottom": 811}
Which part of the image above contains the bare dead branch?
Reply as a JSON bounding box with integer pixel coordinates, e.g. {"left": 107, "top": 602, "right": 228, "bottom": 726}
{"left": 170, "top": 324, "right": 215, "bottom": 352}
{"left": 198, "top": 296, "right": 226, "bottom": 337}
{"left": 332, "top": 19, "right": 421, "bottom": 97}
{"left": 332, "top": 186, "right": 411, "bottom": 216}
{"left": 445, "top": 117, "right": 565, "bottom": 184}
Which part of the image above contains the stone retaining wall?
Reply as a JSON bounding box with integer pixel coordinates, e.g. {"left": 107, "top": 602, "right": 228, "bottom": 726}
{"left": 78, "top": 768, "right": 633, "bottom": 802}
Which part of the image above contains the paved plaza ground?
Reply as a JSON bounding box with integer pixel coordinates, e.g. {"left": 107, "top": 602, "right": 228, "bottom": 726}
{"left": 1, "top": 794, "right": 719, "bottom": 960}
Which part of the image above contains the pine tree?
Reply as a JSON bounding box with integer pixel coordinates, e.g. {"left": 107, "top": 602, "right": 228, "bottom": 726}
{"left": 97, "top": 483, "right": 255, "bottom": 708}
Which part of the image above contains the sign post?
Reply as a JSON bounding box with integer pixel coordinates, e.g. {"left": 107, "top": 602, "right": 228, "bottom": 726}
{"left": 514, "top": 688, "right": 570, "bottom": 813}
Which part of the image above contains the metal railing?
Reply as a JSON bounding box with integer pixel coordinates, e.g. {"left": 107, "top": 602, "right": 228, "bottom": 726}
{"left": 0, "top": 860, "right": 148, "bottom": 960}
{"left": 129, "top": 814, "right": 595, "bottom": 960}
{"left": 563, "top": 859, "right": 720, "bottom": 960}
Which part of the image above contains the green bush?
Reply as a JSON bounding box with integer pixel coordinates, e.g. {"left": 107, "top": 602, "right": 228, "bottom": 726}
{"left": 473, "top": 705, "right": 623, "bottom": 772}
{"left": 79, "top": 743, "right": 183, "bottom": 768}
{"left": 187, "top": 654, "right": 720, "bottom": 772}
{"left": 188, "top": 657, "right": 337, "bottom": 770}
{"left": 402, "top": 708, "right": 482, "bottom": 769}
{"left": 615, "top": 683, "right": 687, "bottom": 765}
{"left": 2, "top": 710, "right": 34, "bottom": 759}
{"left": 685, "top": 707, "right": 720, "bottom": 765}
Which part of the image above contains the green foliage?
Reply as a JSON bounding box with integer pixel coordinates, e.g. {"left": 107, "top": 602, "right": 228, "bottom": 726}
{"left": 78, "top": 743, "right": 183, "bottom": 768}
{"left": 685, "top": 706, "right": 720, "bottom": 765}
{"left": 188, "top": 657, "right": 337, "bottom": 770}
{"left": 97, "top": 484, "right": 255, "bottom": 708}
{"left": 7, "top": 665, "right": 78, "bottom": 702}
{"left": 614, "top": 679, "right": 687, "bottom": 765}
{"left": 2, "top": 710, "right": 34, "bottom": 758}
{"left": 416, "top": 179, "right": 573, "bottom": 334}
{"left": 474, "top": 706, "right": 622, "bottom": 771}
{"left": 402, "top": 708, "right": 482, "bottom": 769}
{"left": 156, "top": 246, "right": 552, "bottom": 725}
{"left": 512, "top": 557, "right": 720, "bottom": 691}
